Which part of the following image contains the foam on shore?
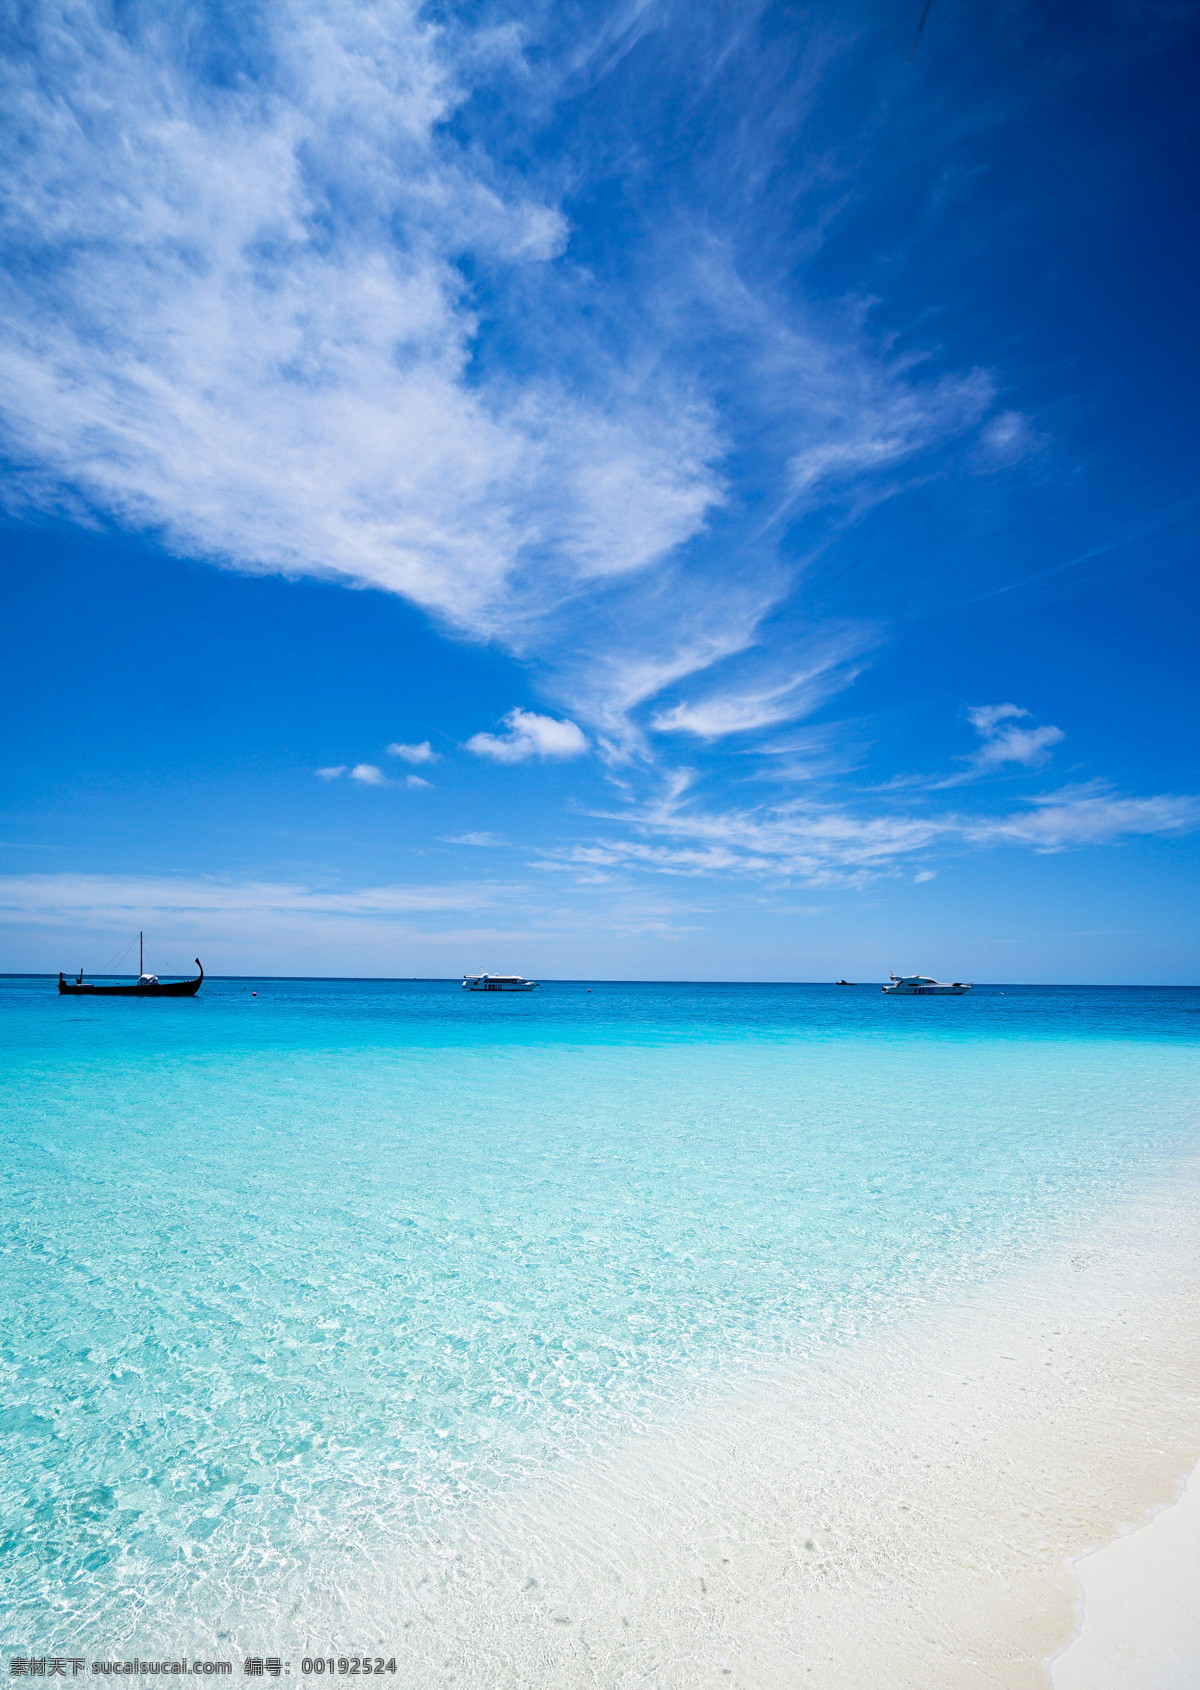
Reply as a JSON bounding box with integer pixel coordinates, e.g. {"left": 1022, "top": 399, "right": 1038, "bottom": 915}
{"left": 191, "top": 1158, "right": 1200, "bottom": 1687}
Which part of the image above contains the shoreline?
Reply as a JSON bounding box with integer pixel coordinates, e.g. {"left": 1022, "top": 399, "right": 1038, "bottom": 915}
{"left": 148, "top": 1159, "right": 1200, "bottom": 1686}
{"left": 1051, "top": 1459, "right": 1200, "bottom": 1690}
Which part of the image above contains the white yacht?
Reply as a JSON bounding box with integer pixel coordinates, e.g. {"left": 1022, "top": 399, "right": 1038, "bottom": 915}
{"left": 462, "top": 973, "right": 538, "bottom": 992}
{"left": 882, "top": 973, "right": 972, "bottom": 995}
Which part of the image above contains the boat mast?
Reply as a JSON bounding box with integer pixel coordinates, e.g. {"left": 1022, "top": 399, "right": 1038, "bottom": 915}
{"left": 140, "top": 931, "right": 143, "bottom": 976}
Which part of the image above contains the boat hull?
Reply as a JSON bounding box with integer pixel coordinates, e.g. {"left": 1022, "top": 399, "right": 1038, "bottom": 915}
{"left": 882, "top": 984, "right": 970, "bottom": 995}
{"left": 467, "top": 982, "right": 537, "bottom": 991}
{"left": 58, "top": 960, "right": 203, "bottom": 997}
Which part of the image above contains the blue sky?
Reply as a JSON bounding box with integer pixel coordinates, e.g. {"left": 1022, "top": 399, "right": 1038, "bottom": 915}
{"left": 1, "top": 0, "right": 1198, "bottom": 980}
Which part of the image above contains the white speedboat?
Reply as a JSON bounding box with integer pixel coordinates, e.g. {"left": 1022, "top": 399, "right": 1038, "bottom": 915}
{"left": 882, "top": 974, "right": 972, "bottom": 995}
{"left": 462, "top": 973, "right": 538, "bottom": 992}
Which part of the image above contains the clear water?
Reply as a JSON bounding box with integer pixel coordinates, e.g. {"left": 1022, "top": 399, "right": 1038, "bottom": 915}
{"left": 1, "top": 977, "right": 1198, "bottom": 1648}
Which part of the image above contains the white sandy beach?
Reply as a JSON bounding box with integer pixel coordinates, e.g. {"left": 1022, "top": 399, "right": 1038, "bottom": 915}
{"left": 177, "top": 1161, "right": 1200, "bottom": 1688}
{"left": 1052, "top": 1460, "right": 1200, "bottom": 1690}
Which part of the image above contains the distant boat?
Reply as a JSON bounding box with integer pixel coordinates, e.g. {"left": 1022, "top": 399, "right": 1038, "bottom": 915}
{"left": 462, "top": 973, "right": 538, "bottom": 992}
{"left": 882, "top": 973, "right": 971, "bottom": 996}
{"left": 58, "top": 932, "right": 203, "bottom": 998}
{"left": 835, "top": 979, "right": 855, "bottom": 986}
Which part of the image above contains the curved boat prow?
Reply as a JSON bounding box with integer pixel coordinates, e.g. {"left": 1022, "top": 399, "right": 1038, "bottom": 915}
{"left": 55, "top": 946, "right": 204, "bottom": 997}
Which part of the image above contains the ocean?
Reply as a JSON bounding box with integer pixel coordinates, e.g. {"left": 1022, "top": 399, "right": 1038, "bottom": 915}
{"left": 2, "top": 978, "right": 1199, "bottom": 1684}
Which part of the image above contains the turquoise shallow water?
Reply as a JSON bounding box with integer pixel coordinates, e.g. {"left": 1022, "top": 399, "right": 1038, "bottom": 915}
{"left": 1, "top": 977, "right": 1198, "bottom": 1645}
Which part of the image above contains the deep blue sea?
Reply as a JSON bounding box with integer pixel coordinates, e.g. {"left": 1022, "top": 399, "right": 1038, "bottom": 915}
{"left": 2, "top": 977, "right": 1198, "bottom": 1651}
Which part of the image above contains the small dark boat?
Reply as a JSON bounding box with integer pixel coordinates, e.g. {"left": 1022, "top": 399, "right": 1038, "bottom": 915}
{"left": 58, "top": 932, "right": 203, "bottom": 998}
{"left": 835, "top": 979, "right": 855, "bottom": 986}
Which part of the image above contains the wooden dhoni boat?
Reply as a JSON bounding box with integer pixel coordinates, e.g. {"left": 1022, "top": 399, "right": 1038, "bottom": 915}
{"left": 58, "top": 932, "right": 203, "bottom": 997}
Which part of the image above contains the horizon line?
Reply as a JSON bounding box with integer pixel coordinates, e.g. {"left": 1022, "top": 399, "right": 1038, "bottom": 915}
{"left": 3, "top": 975, "right": 1198, "bottom": 988}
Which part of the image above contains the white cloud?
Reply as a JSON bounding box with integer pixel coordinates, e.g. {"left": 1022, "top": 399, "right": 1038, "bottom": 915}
{"left": 388, "top": 741, "right": 438, "bottom": 764}
{"left": 967, "top": 786, "right": 1200, "bottom": 852}
{"left": 540, "top": 570, "right": 782, "bottom": 759}
{"left": 972, "top": 723, "right": 1064, "bottom": 771}
{"left": 650, "top": 627, "right": 875, "bottom": 740}
{"left": 444, "top": 832, "right": 507, "bottom": 847}
{"left": 0, "top": 2, "right": 719, "bottom": 665}
{"left": 966, "top": 703, "right": 1027, "bottom": 737}
{"left": 652, "top": 229, "right": 995, "bottom": 535}
{"left": 318, "top": 760, "right": 427, "bottom": 786}
{"left": 0, "top": 3, "right": 1019, "bottom": 747}
{"left": 786, "top": 368, "right": 994, "bottom": 503}
{"left": 555, "top": 758, "right": 1200, "bottom": 888}
{"left": 873, "top": 703, "right": 1067, "bottom": 793}
{"left": 974, "top": 409, "right": 1043, "bottom": 469}
{"left": 914, "top": 870, "right": 937, "bottom": 883}
{"left": 566, "top": 770, "right": 950, "bottom": 886}
{"left": 966, "top": 703, "right": 1064, "bottom": 772}
{"left": 466, "top": 708, "right": 587, "bottom": 763}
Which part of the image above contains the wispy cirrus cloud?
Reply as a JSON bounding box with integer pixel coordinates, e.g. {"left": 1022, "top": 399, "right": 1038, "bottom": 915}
{"left": 546, "top": 764, "right": 1200, "bottom": 889}
{"left": 0, "top": 2, "right": 718, "bottom": 669}
{"left": 0, "top": 873, "right": 490, "bottom": 927}
{"left": 0, "top": 1, "right": 1020, "bottom": 749}
{"left": 785, "top": 364, "right": 994, "bottom": 506}
{"left": 444, "top": 832, "right": 507, "bottom": 848}
{"left": 965, "top": 784, "right": 1200, "bottom": 851}
{"left": 972, "top": 409, "right": 1044, "bottom": 470}
{"left": 650, "top": 625, "right": 877, "bottom": 740}
{"left": 0, "top": 4, "right": 724, "bottom": 660}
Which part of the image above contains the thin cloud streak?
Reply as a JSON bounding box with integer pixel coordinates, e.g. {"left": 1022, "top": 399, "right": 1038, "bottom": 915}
{"left": 650, "top": 626, "right": 877, "bottom": 740}
{"left": 560, "top": 778, "right": 1200, "bottom": 887}
{"left": 444, "top": 832, "right": 507, "bottom": 847}
{"left": 0, "top": 874, "right": 492, "bottom": 924}
{"left": 0, "top": 871, "right": 707, "bottom": 973}
{"left": 966, "top": 786, "right": 1200, "bottom": 851}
